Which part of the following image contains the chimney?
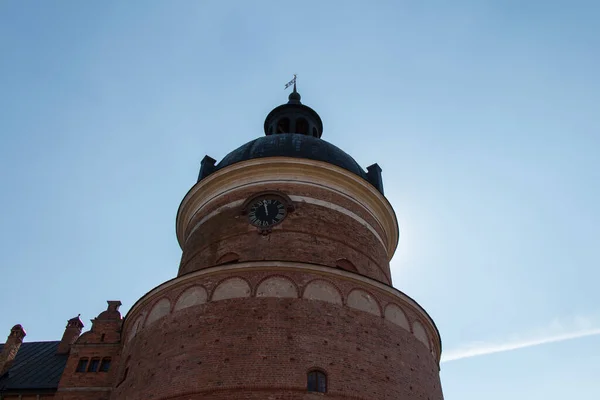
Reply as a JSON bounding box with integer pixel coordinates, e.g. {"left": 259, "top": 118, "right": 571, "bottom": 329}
{"left": 198, "top": 155, "right": 216, "bottom": 182}
{"left": 56, "top": 315, "right": 84, "bottom": 354}
{"left": 366, "top": 163, "right": 384, "bottom": 195}
{"left": 95, "top": 300, "right": 122, "bottom": 321}
{"left": 107, "top": 300, "right": 121, "bottom": 313}
{"left": 0, "top": 324, "right": 26, "bottom": 376}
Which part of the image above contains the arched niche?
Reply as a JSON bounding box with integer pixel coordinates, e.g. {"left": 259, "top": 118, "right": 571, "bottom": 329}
{"left": 336, "top": 258, "right": 359, "bottom": 273}
{"left": 127, "top": 314, "right": 145, "bottom": 342}
{"left": 384, "top": 304, "right": 410, "bottom": 331}
{"left": 212, "top": 277, "right": 251, "bottom": 301}
{"left": 216, "top": 252, "right": 240, "bottom": 265}
{"left": 174, "top": 286, "right": 208, "bottom": 312}
{"left": 146, "top": 298, "right": 171, "bottom": 326}
{"left": 302, "top": 280, "right": 342, "bottom": 305}
{"left": 412, "top": 320, "right": 430, "bottom": 349}
{"left": 256, "top": 276, "right": 298, "bottom": 298}
{"left": 347, "top": 289, "right": 381, "bottom": 316}
{"left": 276, "top": 117, "right": 290, "bottom": 133}
{"left": 296, "top": 117, "right": 309, "bottom": 135}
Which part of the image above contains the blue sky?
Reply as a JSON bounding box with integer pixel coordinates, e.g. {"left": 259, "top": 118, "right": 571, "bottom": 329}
{"left": 1, "top": 1, "right": 599, "bottom": 398}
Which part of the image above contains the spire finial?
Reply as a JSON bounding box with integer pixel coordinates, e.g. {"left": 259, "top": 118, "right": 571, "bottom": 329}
{"left": 285, "top": 74, "right": 301, "bottom": 104}
{"left": 284, "top": 74, "right": 297, "bottom": 91}
{"left": 264, "top": 76, "right": 322, "bottom": 137}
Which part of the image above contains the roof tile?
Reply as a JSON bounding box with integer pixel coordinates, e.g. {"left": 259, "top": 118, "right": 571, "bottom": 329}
{"left": 0, "top": 341, "right": 68, "bottom": 391}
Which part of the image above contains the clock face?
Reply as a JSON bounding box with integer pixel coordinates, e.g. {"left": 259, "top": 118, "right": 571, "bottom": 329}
{"left": 248, "top": 197, "right": 287, "bottom": 228}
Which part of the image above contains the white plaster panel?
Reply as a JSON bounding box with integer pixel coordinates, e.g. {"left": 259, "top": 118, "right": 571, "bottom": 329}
{"left": 347, "top": 289, "right": 381, "bottom": 316}
{"left": 212, "top": 277, "right": 251, "bottom": 301}
{"left": 384, "top": 304, "right": 410, "bottom": 330}
{"left": 256, "top": 276, "right": 298, "bottom": 298}
{"left": 412, "top": 320, "right": 430, "bottom": 349}
{"left": 127, "top": 315, "right": 145, "bottom": 342}
{"left": 146, "top": 298, "right": 171, "bottom": 326}
{"left": 302, "top": 280, "right": 342, "bottom": 305}
{"left": 174, "top": 286, "right": 208, "bottom": 311}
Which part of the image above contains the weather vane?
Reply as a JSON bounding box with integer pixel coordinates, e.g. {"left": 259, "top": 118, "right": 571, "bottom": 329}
{"left": 284, "top": 74, "right": 297, "bottom": 91}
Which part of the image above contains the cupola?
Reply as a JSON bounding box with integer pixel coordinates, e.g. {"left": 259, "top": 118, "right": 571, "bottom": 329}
{"left": 197, "top": 84, "right": 384, "bottom": 194}
{"left": 263, "top": 84, "right": 323, "bottom": 138}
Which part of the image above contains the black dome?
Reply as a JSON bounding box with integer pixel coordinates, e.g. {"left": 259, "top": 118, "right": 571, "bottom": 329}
{"left": 215, "top": 134, "right": 367, "bottom": 180}
{"left": 196, "top": 89, "right": 384, "bottom": 194}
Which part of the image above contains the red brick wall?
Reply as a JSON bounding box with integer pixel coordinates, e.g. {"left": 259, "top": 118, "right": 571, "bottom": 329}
{"left": 56, "top": 392, "right": 111, "bottom": 400}
{"left": 56, "top": 343, "right": 120, "bottom": 388}
{"left": 55, "top": 318, "right": 122, "bottom": 400}
{"left": 113, "top": 269, "right": 441, "bottom": 400}
{"left": 179, "top": 183, "right": 391, "bottom": 284}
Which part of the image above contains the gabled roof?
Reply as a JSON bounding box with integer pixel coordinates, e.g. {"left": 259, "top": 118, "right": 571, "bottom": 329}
{"left": 0, "top": 341, "right": 68, "bottom": 391}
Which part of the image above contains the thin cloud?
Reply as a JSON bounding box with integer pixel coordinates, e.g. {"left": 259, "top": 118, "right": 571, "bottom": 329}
{"left": 442, "top": 317, "right": 600, "bottom": 363}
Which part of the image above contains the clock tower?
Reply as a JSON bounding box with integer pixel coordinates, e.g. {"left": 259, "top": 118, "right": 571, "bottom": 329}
{"left": 112, "top": 88, "right": 443, "bottom": 399}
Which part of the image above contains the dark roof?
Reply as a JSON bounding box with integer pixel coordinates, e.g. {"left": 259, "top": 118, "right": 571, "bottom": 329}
{"left": 0, "top": 341, "right": 68, "bottom": 391}
{"left": 215, "top": 133, "right": 368, "bottom": 180}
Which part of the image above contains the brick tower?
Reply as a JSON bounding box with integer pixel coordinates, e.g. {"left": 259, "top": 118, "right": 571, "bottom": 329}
{"left": 112, "top": 87, "right": 443, "bottom": 399}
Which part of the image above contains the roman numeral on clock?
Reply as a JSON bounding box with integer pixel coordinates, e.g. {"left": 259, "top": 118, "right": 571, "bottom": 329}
{"left": 245, "top": 196, "right": 288, "bottom": 228}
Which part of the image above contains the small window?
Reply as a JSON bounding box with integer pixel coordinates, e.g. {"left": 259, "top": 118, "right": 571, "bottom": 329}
{"left": 296, "top": 118, "right": 308, "bottom": 135}
{"left": 277, "top": 118, "right": 290, "bottom": 133}
{"left": 88, "top": 358, "right": 100, "bottom": 372}
{"left": 100, "top": 357, "right": 111, "bottom": 372}
{"left": 307, "top": 370, "right": 327, "bottom": 393}
{"left": 75, "top": 358, "right": 88, "bottom": 373}
{"left": 100, "top": 333, "right": 105, "bottom": 342}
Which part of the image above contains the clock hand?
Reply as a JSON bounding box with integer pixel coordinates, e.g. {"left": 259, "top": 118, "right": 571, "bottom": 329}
{"left": 263, "top": 200, "right": 269, "bottom": 216}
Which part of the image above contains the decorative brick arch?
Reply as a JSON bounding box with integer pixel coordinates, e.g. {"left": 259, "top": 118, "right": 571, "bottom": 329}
{"left": 127, "top": 314, "right": 146, "bottom": 342}
{"left": 412, "top": 320, "right": 430, "bottom": 350}
{"left": 335, "top": 258, "right": 359, "bottom": 273}
{"left": 174, "top": 285, "right": 208, "bottom": 312}
{"left": 305, "top": 365, "right": 330, "bottom": 375}
{"left": 211, "top": 276, "right": 252, "bottom": 301}
{"left": 347, "top": 289, "right": 382, "bottom": 316}
{"left": 145, "top": 298, "right": 171, "bottom": 326}
{"left": 384, "top": 303, "right": 410, "bottom": 331}
{"left": 216, "top": 252, "right": 240, "bottom": 265}
{"left": 255, "top": 275, "right": 299, "bottom": 298}
{"left": 306, "top": 366, "right": 329, "bottom": 393}
{"left": 302, "top": 279, "right": 343, "bottom": 305}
